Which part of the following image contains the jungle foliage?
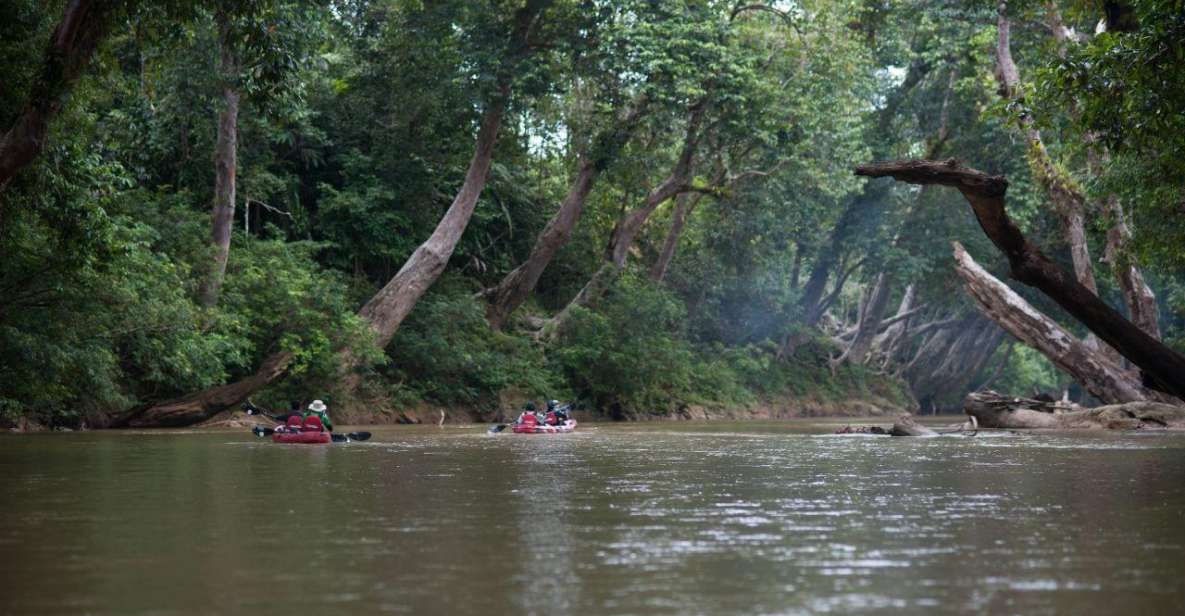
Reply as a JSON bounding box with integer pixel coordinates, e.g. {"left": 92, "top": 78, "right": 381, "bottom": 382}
{"left": 2, "top": 0, "right": 1182, "bottom": 426}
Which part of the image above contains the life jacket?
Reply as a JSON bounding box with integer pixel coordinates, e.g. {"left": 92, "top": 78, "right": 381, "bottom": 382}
{"left": 520, "top": 413, "right": 537, "bottom": 426}
{"left": 302, "top": 415, "right": 325, "bottom": 432}
{"left": 545, "top": 411, "right": 558, "bottom": 425}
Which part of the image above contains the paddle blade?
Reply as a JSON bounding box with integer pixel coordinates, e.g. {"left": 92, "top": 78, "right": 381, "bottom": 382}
{"left": 347, "top": 432, "right": 371, "bottom": 441}
{"left": 331, "top": 434, "right": 349, "bottom": 443}
{"left": 488, "top": 424, "right": 508, "bottom": 433}
{"left": 251, "top": 426, "right": 274, "bottom": 438}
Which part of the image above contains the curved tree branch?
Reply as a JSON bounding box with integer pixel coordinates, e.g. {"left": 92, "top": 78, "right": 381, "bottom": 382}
{"left": 855, "top": 158, "right": 1185, "bottom": 400}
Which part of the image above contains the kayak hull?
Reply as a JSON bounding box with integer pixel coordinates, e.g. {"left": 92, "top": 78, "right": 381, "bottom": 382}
{"left": 271, "top": 429, "right": 332, "bottom": 444}
{"left": 511, "top": 419, "right": 577, "bottom": 434}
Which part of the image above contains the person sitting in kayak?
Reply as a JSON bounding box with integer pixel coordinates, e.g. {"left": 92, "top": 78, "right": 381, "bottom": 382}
{"left": 544, "top": 400, "right": 570, "bottom": 425}
{"left": 516, "top": 402, "right": 538, "bottom": 427}
{"left": 303, "top": 399, "right": 334, "bottom": 432}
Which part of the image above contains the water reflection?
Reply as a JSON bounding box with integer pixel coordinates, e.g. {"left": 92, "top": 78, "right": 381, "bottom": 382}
{"left": 1, "top": 423, "right": 1184, "bottom": 614}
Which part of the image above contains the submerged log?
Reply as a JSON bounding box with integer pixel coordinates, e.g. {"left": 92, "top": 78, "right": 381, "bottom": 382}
{"left": 965, "top": 391, "right": 1185, "bottom": 430}
{"left": 889, "top": 415, "right": 938, "bottom": 436}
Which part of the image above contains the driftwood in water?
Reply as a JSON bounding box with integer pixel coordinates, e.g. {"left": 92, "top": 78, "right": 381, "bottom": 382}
{"left": 836, "top": 415, "right": 977, "bottom": 437}
{"left": 965, "top": 390, "right": 1185, "bottom": 430}
{"left": 889, "top": 415, "right": 937, "bottom": 436}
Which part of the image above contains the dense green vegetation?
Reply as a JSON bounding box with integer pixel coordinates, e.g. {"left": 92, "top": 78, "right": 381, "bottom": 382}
{"left": 2, "top": 0, "right": 1183, "bottom": 427}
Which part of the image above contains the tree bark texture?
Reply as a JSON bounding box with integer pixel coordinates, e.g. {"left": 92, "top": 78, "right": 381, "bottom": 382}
{"left": 355, "top": 0, "right": 548, "bottom": 349}
{"left": 1103, "top": 197, "right": 1161, "bottom": 340}
{"left": 483, "top": 98, "right": 647, "bottom": 329}
{"left": 950, "top": 241, "right": 1159, "bottom": 404}
{"left": 1040, "top": 2, "right": 1161, "bottom": 343}
{"left": 198, "top": 12, "right": 240, "bottom": 307}
{"left": 965, "top": 390, "right": 1185, "bottom": 430}
{"left": 0, "top": 0, "right": 119, "bottom": 193}
{"left": 888, "top": 415, "right": 938, "bottom": 436}
{"left": 649, "top": 193, "right": 700, "bottom": 282}
{"left": 872, "top": 284, "right": 916, "bottom": 367}
{"left": 854, "top": 159, "right": 1185, "bottom": 401}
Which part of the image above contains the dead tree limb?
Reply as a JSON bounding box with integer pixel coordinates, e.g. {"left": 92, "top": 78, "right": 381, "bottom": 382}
{"left": 854, "top": 159, "right": 1185, "bottom": 400}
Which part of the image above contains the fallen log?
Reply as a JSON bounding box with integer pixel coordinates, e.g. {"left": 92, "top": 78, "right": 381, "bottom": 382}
{"left": 889, "top": 415, "right": 938, "bottom": 436}
{"left": 965, "top": 390, "right": 1185, "bottom": 430}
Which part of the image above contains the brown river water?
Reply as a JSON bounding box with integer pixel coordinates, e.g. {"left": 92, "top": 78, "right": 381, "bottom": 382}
{"left": 2, "top": 419, "right": 1184, "bottom": 615}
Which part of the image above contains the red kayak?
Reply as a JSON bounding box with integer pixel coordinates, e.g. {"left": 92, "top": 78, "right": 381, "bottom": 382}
{"left": 272, "top": 429, "right": 331, "bottom": 444}
{"left": 271, "top": 415, "right": 331, "bottom": 444}
{"left": 512, "top": 419, "right": 577, "bottom": 434}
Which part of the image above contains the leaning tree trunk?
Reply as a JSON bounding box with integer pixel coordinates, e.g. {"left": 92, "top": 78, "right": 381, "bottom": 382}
{"left": 111, "top": 351, "right": 294, "bottom": 428}
{"left": 0, "top": 0, "right": 119, "bottom": 194}
{"left": 355, "top": 102, "right": 507, "bottom": 350}
{"left": 482, "top": 98, "right": 647, "bottom": 330}
{"left": 198, "top": 12, "right": 240, "bottom": 307}
{"left": 950, "top": 241, "right": 1160, "bottom": 404}
{"left": 649, "top": 193, "right": 700, "bottom": 283}
{"left": 854, "top": 159, "right": 1185, "bottom": 401}
{"left": 797, "top": 198, "right": 864, "bottom": 327}
{"left": 542, "top": 100, "right": 707, "bottom": 338}
{"left": 115, "top": 1, "right": 552, "bottom": 427}
{"left": 839, "top": 272, "right": 893, "bottom": 364}
{"left": 872, "top": 284, "right": 916, "bottom": 367}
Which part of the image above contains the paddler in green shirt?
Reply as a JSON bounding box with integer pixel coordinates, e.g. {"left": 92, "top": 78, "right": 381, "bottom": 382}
{"left": 303, "top": 399, "right": 334, "bottom": 432}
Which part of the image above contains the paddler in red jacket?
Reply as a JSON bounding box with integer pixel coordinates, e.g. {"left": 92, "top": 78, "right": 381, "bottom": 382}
{"left": 515, "top": 402, "right": 539, "bottom": 428}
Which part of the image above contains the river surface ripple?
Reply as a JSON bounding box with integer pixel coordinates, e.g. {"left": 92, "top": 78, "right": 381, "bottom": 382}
{"left": 2, "top": 420, "right": 1184, "bottom": 615}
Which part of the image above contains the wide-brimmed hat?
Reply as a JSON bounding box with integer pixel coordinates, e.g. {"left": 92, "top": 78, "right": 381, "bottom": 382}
{"left": 308, "top": 400, "right": 327, "bottom": 412}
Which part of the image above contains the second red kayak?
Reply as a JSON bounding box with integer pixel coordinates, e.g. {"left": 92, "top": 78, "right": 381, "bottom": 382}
{"left": 512, "top": 419, "right": 577, "bottom": 434}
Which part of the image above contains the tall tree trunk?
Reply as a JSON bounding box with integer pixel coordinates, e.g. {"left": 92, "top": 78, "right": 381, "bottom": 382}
{"left": 0, "top": 0, "right": 118, "bottom": 194}
{"left": 649, "top": 193, "right": 701, "bottom": 282}
{"left": 798, "top": 202, "right": 860, "bottom": 326}
{"left": 1042, "top": 0, "right": 1160, "bottom": 342}
{"left": 115, "top": 1, "right": 551, "bottom": 427}
{"left": 855, "top": 159, "right": 1185, "bottom": 400}
{"left": 789, "top": 241, "right": 802, "bottom": 289}
{"left": 543, "top": 100, "right": 707, "bottom": 337}
{"left": 840, "top": 272, "right": 893, "bottom": 364}
{"left": 873, "top": 283, "right": 916, "bottom": 367}
{"left": 198, "top": 12, "right": 240, "bottom": 307}
{"left": 1102, "top": 197, "right": 1160, "bottom": 339}
{"left": 482, "top": 98, "right": 647, "bottom": 329}
{"left": 995, "top": 3, "right": 1112, "bottom": 358}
